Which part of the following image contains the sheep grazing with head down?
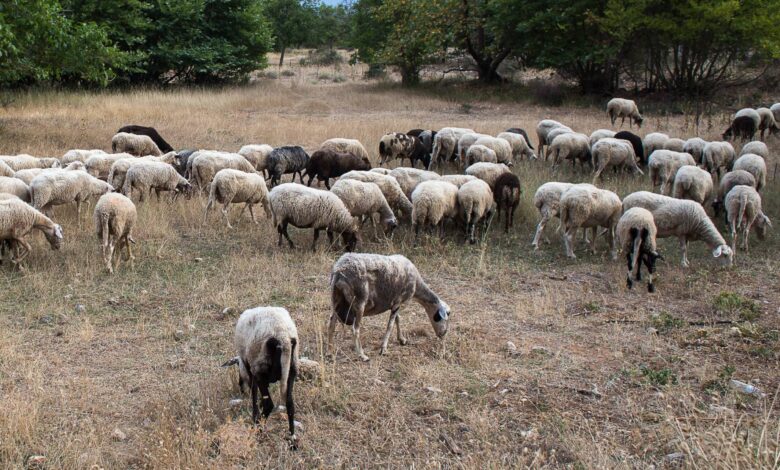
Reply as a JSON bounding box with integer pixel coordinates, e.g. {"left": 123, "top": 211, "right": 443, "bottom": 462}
{"left": 732, "top": 153, "right": 767, "bottom": 192}
{"left": 61, "top": 149, "right": 106, "bottom": 165}
{"left": 465, "top": 144, "right": 497, "bottom": 166}
{"left": 30, "top": 171, "right": 113, "bottom": 217}
{"left": 0, "top": 197, "right": 63, "bottom": 269}
{"left": 379, "top": 132, "right": 419, "bottom": 166}
{"left": 0, "top": 177, "right": 30, "bottom": 202}
{"left": 229, "top": 306, "right": 299, "bottom": 448}
{"left": 505, "top": 127, "right": 534, "bottom": 150}
{"left": 306, "top": 148, "right": 370, "bottom": 189}
{"left": 772, "top": 103, "right": 780, "bottom": 124}
{"left": 549, "top": 132, "right": 591, "bottom": 170}
{"left": 497, "top": 131, "right": 536, "bottom": 161}
{"left": 739, "top": 141, "right": 769, "bottom": 159}
{"left": 389, "top": 167, "right": 441, "bottom": 199}
{"left": 328, "top": 253, "right": 451, "bottom": 361}
{"left": 616, "top": 208, "right": 661, "bottom": 292}
{"left": 117, "top": 125, "right": 174, "bottom": 153}
{"left": 111, "top": 132, "right": 162, "bottom": 157}
{"left": 339, "top": 170, "right": 413, "bottom": 219}
{"left": 723, "top": 116, "right": 757, "bottom": 142}
{"left": 465, "top": 162, "right": 512, "bottom": 190}
{"left": 123, "top": 161, "right": 191, "bottom": 202}
{"left": 725, "top": 185, "right": 771, "bottom": 254}
{"left": 457, "top": 132, "right": 492, "bottom": 166}
{"left": 268, "top": 183, "right": 360, "bottom": 252}
{"left": 559, "top": 185, "right": 622, "bottom": 259}
{"left": 457, "top": 179, "right": 494, "bottom": 244}
{"left": 713, "top": 170, "right": 756, "bottom": 217}
{"left": 663, "top": 138, "right": 686, "bottom": 152}
{"left": 107, "top": 152, "right": 176, "bottom": 190}
{"left": 267, "top": 146, "right": 310, "bottom": 188}
{"left": 190, "top": 151, "right": 255, "bottom": 191}
{"left": 0, "top": 154, "right": 60, "bottom": 171}
{"left": 647, "top": 150, "right": 696, "bottom": 195}
{"left": 536, "top": 120, "right": 572, "bottom": 158}
{"left": 672, "top": 165, "right": 713, "bottom": 206}
{"left": 330, "top": 178, "right": 397, "bottom": 235}
{"left": 431, "top": 127, "right": 475, "bottom": 169}
{"left": 204, "top": 169, "right": 270, "bottom": 228}
{"left": 531, "top": 182, "right": 575, "bottom": 249}
{"left": 702, "top": 141, "right": 736, "bottom": 179}
{"left": 14, "top": 161, "right": 86, "bottom": 185}
{"left": 238, "top": 144, "right": 274, "bottom": 177}
{"left": 93, "top": 193, "right": 137, "bottom": 274}
{"left": 683, "top": 138, "right": 708, "bottom": 164}
{"left": 591, "top": 138, "right": 643, "bottom": 183}
{"left": 493, "top": 172, "right": 521, "bottom": 233}
{"left": 411, "top": 180, "right": 459, "bottom": 244}
{"left": 589, "top": 129, "right": 616, "bottom": 147}
{"left": 613, "top": 131, "right": 645, "bottom": 165}
{"left": 85, "top": 153, "right": 136, "bottom": 181}
{"left": 756, "top": 107, "right": 779, "bottom": 140}
{"left": 642, "top": 132, "right": 670, "bottom": 164}
{"left": 607, "top": 98, "right": 643, "bottom": 128}
{"left": 320, "top": 138, "right": 371, "bottom": 166}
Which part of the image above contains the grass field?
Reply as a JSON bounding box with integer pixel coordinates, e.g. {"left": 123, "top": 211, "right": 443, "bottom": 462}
{"left": 0, "top": 76, "right": 778, "bottom": 469}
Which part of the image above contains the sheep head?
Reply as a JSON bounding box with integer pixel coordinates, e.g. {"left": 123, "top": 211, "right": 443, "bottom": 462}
{"left": 755, "top": 214, "right": 772, "bottom": 240}
{"left": 712, "top": 244, "right": 734, "bottom": 266}
{"left": 426, "top": 300, "right": 450, "bottom": 339}
{"left": 44, "top": 224, "right": 64, "bottom": 250}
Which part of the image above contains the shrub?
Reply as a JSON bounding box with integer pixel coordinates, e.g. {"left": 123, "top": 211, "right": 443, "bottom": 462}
{"left": 713, "top": 292, "right": 760, "bottom": 321}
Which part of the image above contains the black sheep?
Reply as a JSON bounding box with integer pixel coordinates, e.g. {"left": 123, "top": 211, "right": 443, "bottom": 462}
{"left": 305, "top": 149, "right": 370, "bottom": 189}
{"left": 614, "top": 131, "right": 645, "bottom": 166}
{"left": 723, "top": 116, "right": 756, "bottom": 141}
{"left": 117, "top": 125, "right": 174, "bottom": 153}
{"left": 493, "top": 172, "right": 521, "bottom": 233}
{"left": 267, "top": 146, "right": 310, "bottom": 187}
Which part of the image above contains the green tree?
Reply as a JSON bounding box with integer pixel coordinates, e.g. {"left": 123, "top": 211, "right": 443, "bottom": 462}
{"left": 456, "top": 0, "right": 523, "bottom": 83}
{"left": 349, "top": 0, "right": 389, "bottom": 66}
{"left": 264, "top": 0, "right": 317, "bottom": 67}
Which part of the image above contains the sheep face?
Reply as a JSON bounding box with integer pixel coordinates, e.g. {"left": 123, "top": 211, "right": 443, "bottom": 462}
{"left": 633, "top": 116, "right": 644, "bottom": 128}
{"left": 176, "top": 179, "right": 192, "bottom": 195}
{"left": 383, "top": 215, "right": 398, "bottom": 235}
{"left": 755, "top": 215, "right": 772, "bottom": 240}
{"left": 429, "top": 301, "right": 450, "bottom": 338}
{"left": 44, "top": 224, "right": 64, "bottom": 250}
{"left": 341, "top": 230, "right": 360, "bottom": 252}
{"left": 712, "top": 245, "right": 734, "bottom": 266}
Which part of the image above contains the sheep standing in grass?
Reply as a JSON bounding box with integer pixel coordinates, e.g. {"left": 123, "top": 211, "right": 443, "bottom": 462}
{"left": 756, "top": 107, "right": 779, "bottom": 140}
{"left": 465, "top": 144, "right": 497, "bottom": 166}
{"left": 14, "top": 161, "right": 86, "bottom": 185}
{"left": 647, "top": 150, "right": 695, "bottom": 195}
{"left": 305, "top": 149, "right": 369, "bottom": 189}
{"left": 607, "top": 98, "right": 643, "bottom": 128}
{"left": 411, "top": 180, "right": 459, "bottom": 244}
{"left": 117, "top": 125, "right": 174, "bottom": 153}
{"left": 549, "top": 132, "right": 591, "bottom": 170}
{"left": 190, "top": 151, "right": 255, "bottom": 191}
{"left": 0, "top": 160, "right": 14, "bottom": 178}
{"left": 536, "top": 120, "right": 572, "bottom": 157}
{"left": 772, "top": 103, "right": 780, "bottom": 124}
{"left": 62, "top": 149, "right": 106, "bottom": 165}
{"left": 723, "top": 116, "right": 757, "bottom": 141}
{"left": 0, "top": 197, "right": 63, "bottom": 268}
{"left": 614, "top": 131, "right": 645, "bottom": 165}
{"left": 732, "top": 153, "right": 767, "bottom": 192}
{"left": 616, "top": 208, "right": 661, "bottom": 292}
{"left": 339, "top": 170, "right": 413, "bottom": 219}
{"left": 505, "top": 127, "right": 534, "bottom": 149}
{"left": 589, "top": 129, "right": 616, "bottom": 147}
{"left": 497, "top": 131, "right": 536, "bottom": 161}
{"left": 379, "top": 132, "right": 420, "bottom": 166}
{"left": 431, "top": 127, "right": 474, "bottom": 169}
{"left": 713, "top": 170, "right": 756, "bottom": 217}
{"left": 591, "top": 138, "right": 643, "bottom": 183}
{"left": 702, "top": 141, "right": 736, "bottom": 179}
{"left": 94, "top": 193, "right": 137, "bottom": 274}
{"left": 663, "top": 138, "right": 686, "bottom": 152}
{"left": 493, "top": 172, "right": 520, "bottom": 233}
{"left": 672, "top": 165, "right": 713, "bottom": 206}
{"left": 389, "top": 167, "right": 441, "bottom": 199}
{"left": 106, "top": 153, "right": 176, "bottom": 190}
{"left": 111, "top": 132, "right": 162, "bottom": 157}
{"left": 330, "top": 179, "right": 397, "bottom": 235}
{"left": 531, "top": 182, "right": 575, "bottom": 249}
{"left": 683, "top": 138, "right": 708, "bottom": 164}
{"left": 268, "top": 183, "right": 359, "bottom": 252}
{"left": 0, "top": 177, "right": 30, "bottom": 202}
{"left": 0, "top": 155, "right": 60, "bottom": 171}
{"left": 328, "top": 253, "right": 450, "bottom": 361}
{"left": 457, "top": 132, "right": 492, "bottom": 166}
{"left": 238, "top": 144, "right": 274, "bottom": 177}
{"left": 739, "top": 141, "right": 769, "bottom": 159}
{"left": 122, "top": 161, "right": 191, "bottom": 202}
{"left": 559, "top": 185, "right": 622, "bottom": 259}
{"left": 204, "top": 169, "right": 270, "bottom": 228}
{"left": 457, "top": 179, "right": 494, "bottom": 244}
{"left": 725, "top": 185, "right": 771, "bottom": 254}
{"left": 30, "top": 171, "right": 113, "bottom": 217}
{"left": 85, "top": 153, "right": 136, "bottom": 180}
{"left": 267, "top": 146, "right": 310, "bottom": 187}
{"left": 320, "top": 138, "right": 371, "bottom": 166}
{"left": 642, "top": 132, "right": 670, "bottom": 163}
{"left": 464, "top": 162, "right": 512, "bottom": 190}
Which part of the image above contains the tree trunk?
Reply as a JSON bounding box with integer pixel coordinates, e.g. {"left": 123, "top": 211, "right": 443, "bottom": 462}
{"left": 476, "top": 64, "right": 504, "bottom": 84}
{"left": 400, "top": 66, "right": 420, "bottom": 86}
{"left": 278, "top": 44, "right": 286, "bottom": 67}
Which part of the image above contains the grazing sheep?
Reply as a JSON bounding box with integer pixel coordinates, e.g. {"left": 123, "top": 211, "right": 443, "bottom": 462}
{"left": 505, "top": 128, "right": 534, "bottom": 149}
{"left": 330, "top": 179, "right": 397, "bottom": 234}
{"left": 559, "top": 185, "right": 622, "bottom": 259}
{"left": 614, "top": 131, "right": 645, "bottom": 165}
{"left": 642, "top": 132, "right": 670, "bottom": 163}
{"left": 647, "top": 150, "right": 696, "bottom": 195}
{"left": 549, "top": 132, "right": 591, "bottom": 170}
{"left": 756, "top": 107, "right": 779, "bottom": 140}
{"left": 85, "top": 153, "right": 136, "bottom": 180}
{"left": 30, "top": 171, "right": 113, "bottom": 216}
{"left": 622, "top": 192, "right": 733, "bottom": 267}
{"left": 713, "top": 170, "right": 756, "bottom": 216}
{"left": 616, "top": 208, "right": 661, "bottom": 292}
{"left": 543, "top": 127, "right": 575, "bottom": 160}
{"left": 440, "top": 174, "right": 477, "bottom": 188}
{"left": 174, "top": 149, "right": 197, "bottom": 177}
{"left": 493, "top": 172, "right": 521, "bottom": 234}
{"left": 607, "top": 98, "right": 643, "bottom": 128}
{"left": 328, "top": 253, "right": 450, "bottom": 361}
{"left": 663, "top": 138, "right": 686, "bottom": 152}
{"left": 497, "top": 131, "right": 537, "bottom": 161}
{"left": 0, "top": 160, "right": 14, "bottom": 178}
{"left": 339, "top": 170, "right": 413, "bottom": 219}
{"left": 465, "top": 144, "right": 497, "bottom": 166}
{"left": 672, "top": 165, "right": 713, "bottom": 206}
{"left": 457, "top": 132, "right": 492, "bottom": 166}
{"left": 117, "top": 125, "right": 174, "bottom": 153}
{"left": 93, "top": 193, "right": 137, "bottom": 274}
{"left": 106, "top": 153, "right": 176, "bottom": 190}
{"left": 702, "top": 141, "right": 736, "bottom": 179}
{"left": 772, "top": 103, "right": 780, "bottom": 124}
{"left": 732, "top": 153, "right": 767, "bottom": 192}
{"left": 723, "top": 116, "right": 757, "bottom": 141}
{"left": 431, "top": 127, "right": 475, "bottom": 169}
{"left": 411, "top": 180, "right": 459, "bottom": 244}
{"left": 457, "top": 179, "right": 494, "bottom": 244}
{"left": 111, "top": 132, "right": 162, "bottom": 157}
{"left": 589, "top": 129, "right": 616, "bottom": 147}
{"left": 683, "top": 138, "right": 708, "bottom": 164}
{"left": 414, "top": 130, "right": 437, "bottom": 167}
{"left": 0, "top": 197, "right": 63, "bottom": 268}
{"left": 407, "top": 129, "right": 437, "bottom": 157}
{"left": 231, "top": 306, "right": 299, "bottom": 447}
{"left": 0, "top": 177, "right": 30, "bottom": 202}
{"left": 591, "top": 138, "right": 643, "bottom": 183}
{"left": 14, "top": 161, "right": 85, "bottom": 185}
{"left": 268, "top": 183, "right": 359, "bottom": 252}
{"left": 190, "top": 151, "right": 255, "bottom": 191}
{"left": 267, "top": 146, "right": 310, "bottom": 188}
{"left": 531, "top": 182, "right": 575, "bottom": 249}
{"left": 0, "top": 154, "right": 60, "bottom": 171}
{"left": 536, "top": 120, "right": 572, "bottom": 158}
{"left": 379, "top": 132, "right": 420, "bottom": 166}
{"left": 122, "top": 161, "right": 191, "bottom": 202}
{"left": 238, "top": 144, "right": 274, "bottom": 176}
{"left": 739, "top": 141, "right": 769, "bottom": 159}
{"left": 735, "top": 108, "right": 761, "bottom": 128}
{"left": 61, "top": 149, "right": 106, "bottom": 165}
{"left": 320, "top": 138, "right": 371, "bottom": 166}
{"left": 464, "top": 162, "right": 512, "bottom": 190}
{"left": 389, "top": 167, "right": 441, "bottom": 199}
{"left": 305, "top": 149, "right": 370, "bottom": 189}
{"left": 204, "top": 169, "right": 270, "bottom": 228}
{"left": 725, "top": 185, "right": 772, "bottom": 254}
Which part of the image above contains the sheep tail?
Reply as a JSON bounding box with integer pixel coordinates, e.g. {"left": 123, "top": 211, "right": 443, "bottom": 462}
{"left": 278, "top": 338, "right": 295, "bottom": 408}
{"left": 330, "top": 275, "right": 356, "bottom": 325}
{"left": 737, "top": 192, "right": 748, "bottom": 230}
{"left": 630, "top": 227, "right": 643, "bottom": 274}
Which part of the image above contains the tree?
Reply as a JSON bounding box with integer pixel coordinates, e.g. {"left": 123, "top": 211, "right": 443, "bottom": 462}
{"left": 264, "top": 0, "right": 316, "bottom": 67}
{"left": 349, "top": 0, "right": 390, "bottom": 66}
{"left": 456, "top": 0, "right": 522, "bottom": 83}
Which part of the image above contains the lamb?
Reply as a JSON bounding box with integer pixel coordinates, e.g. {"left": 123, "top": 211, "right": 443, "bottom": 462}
{"left": 93, "top": 193, "right": 137, "bottom": 274}
{"left": 456, "top": 132, "right": 492, "bottom": 166}
{"left": 0, "top": 160, "right": 14, "bottom": 178}
{"left": 0, "top": 177, "right": 30, "bottom": 202}
{"left": 0, "top": 154, "right": 60, "bottom": 171}
{"left": 0, "top": 197, "right": 63, "bottom": 268}
{"left": 14, "top": 161, "right": 86, "bottom": 185}
{"left": 379, "top": 132, "right": 420, "bottom": 166}
{"left": 622, "top": 192, "right": 733, "bottom": 267}
{"left": 606, "top": 98, "right": 643, "bottom": 128}
{"left": 559, "top": 185, "right": 622, "bottom": 259}
{"left": 531, "top": 182, "right": 575, "bottom": 249}
{"left": 339, "top": 170, "right": 413, "bottom": 219}
{"left": 548, "top": 132, "right": 591, "bottom": 170}
{"left": 536, "top": 120, "right": 572, "bottom": 157}
{"left": 440, "top": 174, "right": 477, "bottom": 188}
{"left": 616, "top": 208, "right": 661, "bottom": 292}
{"left": 111, "top": 132, "right": 162, "bottom": 157}
{"left": 122, "top": 161, "right": 191, "bottom": 202}
{"left": 117, "top": 125, "right": 174, "bottom": 153}
{"left": 238, "top": 144, "right": 274, "bottom": 176}
{"left": 642, "top": 132, "right": 670, "bottom": 163}
{"left": 492, "top": 172, "right": 521, "bottom": 234}
{"left": 497, "top": 131, "right": 537, "bottom": 161}
{"left": 464, "top": 162, "right": 512, "bottom": 190}
{"left": 320, "top": 138, "right": 371, "bottom": 166}
{"left": 431, "top": 127, "right": 475, "bottom": 169}
{"left": 614, "top": 131, "right": 645, "bottom": 165}
{"left": 465, "top": 144, "right": 497, "bottom": 166}
{"left": 30, "top": 171, "right": 113, "bottom": 217}
{"left": 712, "top": 170, "right": 756, "bottom": 216}
{"left": 457, "top": 179, "right": 494, "bottom": 244}
{"left": 328, "top": 253, "right": 450, "bottom": 361}
{"left": 266, "top": 146, "right": 310, "bottom": 187}
{"left": 190, "top": 151, "right": 255, "bottom": 190}
{"left": 106, "top": 152, "right": 176, "bottom": 190}
{"left": 306, "top": 149, "right": 369, "bottom": 189}
{"left": 756, "top": 107, "right": 779, "bottom": 140}
{"left": 725, "top": 185, "right": 772, "bottom": 254}
{"left": 589, "top": 129, "right": 616, "bottom": 147}
{"left": 723, "top": 116, "right": 757, "bottom": 141}
{"left": 732, "top": 153, "right": 767, "bottom": 192}
{"left": 85, "top": 152, "right": 136, "bottom": 180}
{"left": 268, "top": 183, "right": 359, "bottom": 252}
{"left": 591, "top": 138, "right": 643, "bottom": 183}
{"left": 647, "top": 150, "right": 696, "bottom": 195}
{"left": 672, "top": 165, "right": 713, "bottom": 206}
{"left": 702, "top": 141, "right": 736, "bottom": 179}
{"left": 61, "top": 149, "right": 106, "bottom": 165}
{"left": 683, "top": 137, "right": 708, "bottom": 164}
{"left": 411, "top": 180, "right": 459, "bottom": 244}
{"left": 663, "top": 138, "right": 686, "bottom": 152}
{"left": 330, "top": 179, "right": 397, "bottom": 234}
{"left": 203, "top": 169, "right": 270, "bottom": 228}
{"left": 230, "top": 307, "right": 299, "bottom": 447}
{"left": 739, "top": 141, "right": 769, "bottom": 159}
{"left": 389, "top": 167, "right": 441, "bottom": 199}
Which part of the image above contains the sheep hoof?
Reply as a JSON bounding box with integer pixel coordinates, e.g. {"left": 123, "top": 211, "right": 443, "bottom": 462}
{"left": 359, "top": 354, "right": 370, "bottom": 362}
{"left": 626, "top": 278, "right": 633, "bottom": 289}
{"left": 647, "top": 283, "right": 656, "bottom": 293}
{"left": 288, "top": 434, "right": 299, "bottom": 450}
{"left": 398, "top": 337, "right": 408, "bottom": 346}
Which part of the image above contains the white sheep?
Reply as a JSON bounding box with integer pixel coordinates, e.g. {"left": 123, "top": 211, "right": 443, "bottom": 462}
{"left": 328, "top": 253, "right": 450, "bottom": 361}
{"left": 268, "top": 183, "right": 359, "bottom": 251}
{"left": 320, "top": 138, "right": 371, "bottom": 165}
{"left": 389, "top": 167, "right": 441, "bottom": 199}
{"left": 456, "top": 132, "right": 492, "bottom": 166}
{"left": 0, "top": 197, "right": 63, "bottom": 268}
{"left": 622, "top": 192, "right": 733, "bottom": 267}
{"left": 531, "top": 182, "right": 575, "bottom": 249}
{"left": 735, "top": 108, "right": 761, "bottom": 128}
{"left": 379, "top": 132, "right": 419, "bottom": 167}
{"left": 683, "top": 138, "right": 708, "bottom": 164}
{"left": 739, "top": 141, "right": 769, "bottom": 159}
{"left": 589, "top": 129, "right": 616, "bottom": 147}
{"left": 339, "top": 170, "right": 413, "bottom": 219}
{"left": 411, "top": 180, "right": 459, "bottom": 244}
{"left": 732, "top": 153, "right": 766, "bottom": 192}
{"left": 465, "top": 144, "right": 497, "bottom": 166}
{"left": 725, "top": 185, "right": 772, "bottom": 254}
{"left": 464, "top": 162, "right": 512, "bottom": 190}
{"left": 122, "top": 161, "right": 190, "bottom": 202}
{"left": 702, "top": 141, "right": 736, "bottom": 179}
{"left": 0, "top": 154, "right": 60, "bottom": 171}
{"left": 440, "top": 174, "right": 477, "bottom": 188}
{"left": 0, "top": 160, "right": 16, "bottom": 177}
{"left": 713, "top": 170, "right": 756, "bottom": 216}
{"left": 536, "top": 120, "right": 572, "bottom": 157}
{"left": 456, "top": 179, "right": 494, "bottom": 244}
{"left": 647, "top": 150, "right": 696, "bottom": 195}
{"left": 369, "top": 168, "right": 392, "bottom": 175}
{"left": 548, "top": 132, "right": 591, "bottom": 170}
{"left": 543, "top": 127, "right": 575, "bottom": 160}
{"left": 30, "top": 171, "right": 113, "bottom": 217}
{"left": 591, "top": 138, "right": 643, "bottom": 183}
{"left": 13, "top": 161, "right": 86, "bottom": 185}
{"left": 203, "top": 169, "right": 270, "bottom": 228}
{"left": 330, "top": 179, "right": 397, "bottom": 234}
{"left": 85, "top": 152, "right": 136, "bottom": 180}
{"left": 606, "top": 98, "right": 643, "bottom": 128}
{"left": 756, "top": 107, "right": 779, "bottom": 140}
{"left": 559, "top": 185, "right": 622, "bottom": 259}
{"left": 93, "top": 193, "right": 137, "bottom": 274}
{"left": 663, "top": 138, "right": 686, "bottom": 152}
{"left": 189, "top": 151, "right": 255, "bottom": 191}
{"left": 642, "top": 132, "right": 670, "bottom": 162}
{"left": 111, "top": 132, "right": 162, "bottom": 157}
{"left": 672, "top": 165, "right": 713, "bottom": 206}
{"left": 771, "top": 103, "right": 780, "bottom": 125}
{"left": 497, "top": 131, "right": 536, "bottom": 161}
{"left": 616, "top": 207, "right": 661, "bottom": 292}
{"left": 238, "top": 144, "right": 274, "bottom": 175}
{"left": 61, "top": 149, "right": 106, "bottom": 165}
{"left": 106, "top": 152, "right": 176, "bottom": 190}
{"left": 431, "top": 127, "right": 474, "bottom": 169}
{"left": 0, "top": 177, "right": 30, "bottom": 202}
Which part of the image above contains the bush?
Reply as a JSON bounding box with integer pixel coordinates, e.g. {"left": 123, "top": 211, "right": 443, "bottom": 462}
{"left": 713, "top": 292, "right": 761, "bottom": 321}
{"left": 332, "top": 74, "right": 346, "bottom": 83}
{"left": 527, "top": 79, "right": 567, "bottom": 107}
{"left": 364, "top": 63, "right": 386, "bottom": 79}
{"left": 300, "top": 48, "right": 343, "bottom": 66}
{"left": 280, "top": 69, "right": 295, "bottom": 77}
{"left": 263, "top": 70, "right": 278, "bottom": 79}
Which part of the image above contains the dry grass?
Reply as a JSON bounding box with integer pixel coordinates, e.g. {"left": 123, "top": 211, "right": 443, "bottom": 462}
{"left": 0, "top": 76, "right": 779, "bottom": 469}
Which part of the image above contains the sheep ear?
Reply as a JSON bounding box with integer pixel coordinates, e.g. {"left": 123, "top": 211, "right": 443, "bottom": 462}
{"left": 712, "top": 246, "right": 723, "bottom": 257}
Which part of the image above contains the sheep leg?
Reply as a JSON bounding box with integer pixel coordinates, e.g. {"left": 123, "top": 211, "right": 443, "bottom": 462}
{"left": 259, "top": 379, "right": 275, "bottom": 420}
{"left": 394, "top": 312, "right": 407, "bottom": 345}
{"left": 741, "top": 225, "right": 750, "bottom": 252}
{"left": 589, "top": 227, "right": 598, "bottom": 255}
{"left": 221, "top": 201, "right": 234, "bottom": 229}
{"left": 620, "top": 116, "right": 626, "bottom": 127}
{"left": 729, "top": 221, "right": 738, "bottom": 254}
{"left": 532, "top": 213, "right": 550, "bottom": 249}
{"left": 351, "top": 308, "right": 369, "bottom": 362}
{"left": 679, "top": 237, "right": 690, "bottom": 267}
{"left": 439, "top": 220, "right": 446, "bottom": 240}
{"left": 625, "top": 250, "right": 634, "bottom": 289}
{"left": 607, "top": 226, "right": 617, "bottom": 260}
{"left": 324, "top": 178, "right": 331, "bottom": 190}
{"left": 643, "top": 255, "right": 657, "bottom": 293}
{"left": 564, "top": 227, "right": 576, "bottom": 259}
{"left": 285, "top": 366, "right": 297, "bottom": 448}
{"left": 247, "top": 204, "right": 259, "bottom": 225}
{"left": 12, "top": 239, "right": 32, "bottom": 268}
{"left": 250, "top": 376, "right": 260, "bottom": 424}
{"left": 106, "top": 239, "right": 116, "bottom": 274}
{"left": 380, "top": 309, "right": 399, "bottom": 355}
{"left": 311, "top": 229, "right": 321, "bottom": 252}
{"left": 278, "top": 221, "right": 294, "bottom": 248}
{"left": 326, "top": 313, "right": 339, "bottom": 358}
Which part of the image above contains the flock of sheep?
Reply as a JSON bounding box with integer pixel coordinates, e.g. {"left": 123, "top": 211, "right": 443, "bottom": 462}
{"left": 0, "top": 98, "right": 776, "bottom": 448}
